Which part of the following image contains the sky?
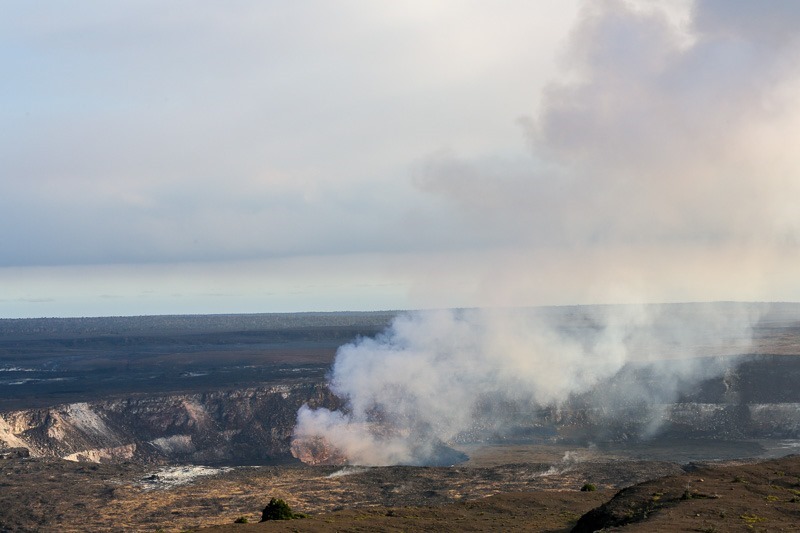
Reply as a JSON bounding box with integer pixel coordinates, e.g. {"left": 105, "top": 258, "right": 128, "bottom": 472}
{"left": 2, "top": 0, "right": 800, "bottom": 318}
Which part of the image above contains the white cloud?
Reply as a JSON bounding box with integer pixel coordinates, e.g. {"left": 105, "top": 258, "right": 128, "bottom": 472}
{"left": 1, "top": 1, "right": 577, "bottom": 274}
{"left": 415, "top": 0, "right": 800, "bottom": 305}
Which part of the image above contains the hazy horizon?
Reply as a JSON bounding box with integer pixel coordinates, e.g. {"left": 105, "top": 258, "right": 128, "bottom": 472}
{"left": 3, "top": 300, "right": 798, "bottom": 322}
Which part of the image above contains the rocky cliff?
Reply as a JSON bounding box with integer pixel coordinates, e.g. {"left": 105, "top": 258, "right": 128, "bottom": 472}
{"left": 0, "top": 382, "right": 338, "bottom": 465}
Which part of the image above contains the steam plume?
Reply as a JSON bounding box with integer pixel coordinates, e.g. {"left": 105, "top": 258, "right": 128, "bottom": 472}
{"left": 292, "top": 304, "right": 759, "bottom": 466}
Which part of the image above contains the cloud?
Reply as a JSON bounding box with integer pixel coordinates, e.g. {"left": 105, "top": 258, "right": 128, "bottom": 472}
{"left": 693, "top": 0, "right": 800, "bottom": 45}
{"left": 410, "top": 0, "right": 800, "bottom": 306}
{"left": 1, "top": 1, "right": 577, "bottom": 269}
{"left": 420, "top": 0, "right": 800, "bottom": 250}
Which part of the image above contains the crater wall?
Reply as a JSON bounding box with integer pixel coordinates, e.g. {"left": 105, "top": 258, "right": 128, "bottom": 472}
{"left": 0, "top": 382, "right": 338, "bottom": 465}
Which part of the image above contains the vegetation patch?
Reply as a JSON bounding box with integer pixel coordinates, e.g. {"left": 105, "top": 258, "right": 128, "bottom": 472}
{"left": 681, "top": 490, "right": 718, "bottom": 501}
{"left": 740, "top": 513, "right": 766, "bottom": 524}
{"left": 559, "top": 510, "right": 580, "bottom": 522}
{"left": 260, "top": 498, "right": 306, "bottom": 521}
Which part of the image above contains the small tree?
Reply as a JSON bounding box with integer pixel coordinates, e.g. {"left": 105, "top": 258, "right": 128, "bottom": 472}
{"left": 260, "top": 498, "right": 302, "bottom": 521}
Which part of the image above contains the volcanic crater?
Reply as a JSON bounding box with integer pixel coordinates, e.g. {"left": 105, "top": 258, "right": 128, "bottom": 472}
{"left": 1, "top": 303, "right": 800, "bottom": 531}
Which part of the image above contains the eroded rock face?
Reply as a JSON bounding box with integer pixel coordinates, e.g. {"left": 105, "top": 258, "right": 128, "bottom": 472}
{"left": 0, "top": 382, "right": 338, "bottom": 465}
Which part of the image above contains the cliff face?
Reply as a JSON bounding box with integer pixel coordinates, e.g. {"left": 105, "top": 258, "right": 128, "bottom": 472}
{"left": 3, "top": 356, "right": 800, "bottom": 466}
{"left": 0, "top": 382, "right": 338, "bottom": 465}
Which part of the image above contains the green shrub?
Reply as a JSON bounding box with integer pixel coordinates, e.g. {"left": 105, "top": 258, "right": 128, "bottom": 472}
{"left": 260, "top": 498, "right": 305, "bottom": 521}
{"left": 233, "top": 516, "right": 249, "bottom": 523}
{"left": 580, "top": 483, "right": 597, "bottom": 492}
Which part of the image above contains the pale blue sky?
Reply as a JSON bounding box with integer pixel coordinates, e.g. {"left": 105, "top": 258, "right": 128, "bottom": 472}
{"left": 2, "top": 0, "right": 800, "bottom": 317}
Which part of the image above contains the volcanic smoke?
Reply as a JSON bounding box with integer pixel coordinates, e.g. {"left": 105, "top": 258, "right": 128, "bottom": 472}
{"left": 291, "top": 304, "right": 759, "bottom": 466}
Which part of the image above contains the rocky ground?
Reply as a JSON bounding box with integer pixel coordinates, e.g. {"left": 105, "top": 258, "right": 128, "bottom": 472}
{"left": 3, "top": 443, "right": 800, "bottom": 532}
{"left": 201, "top": 454, "right": 800, "bottom": 532}
{"left": 0, "top": 446, "right": 663, "bottom": 531}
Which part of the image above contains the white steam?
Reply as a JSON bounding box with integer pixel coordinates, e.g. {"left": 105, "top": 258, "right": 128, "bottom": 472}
{"left": 293, "top": 304, "right": 760, "bottom": 466}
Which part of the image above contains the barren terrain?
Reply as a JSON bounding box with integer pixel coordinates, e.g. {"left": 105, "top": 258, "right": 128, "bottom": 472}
{"left": 1, "top": 304, "right": 799, "bottom": 531}
{"left": 3, "top": 448, "right": 800, "bottom": 531}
